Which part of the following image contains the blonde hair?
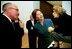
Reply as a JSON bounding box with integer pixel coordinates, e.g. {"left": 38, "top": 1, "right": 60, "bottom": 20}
{"left": 53, "top": 5, "right": 65, "bottom": 14}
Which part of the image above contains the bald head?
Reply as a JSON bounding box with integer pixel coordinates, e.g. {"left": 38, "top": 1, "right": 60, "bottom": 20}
{"left": 2, "top": 3, "right": 18, "bottom": 12}
{"left": 2, "top": 3, "right": 19, "bottom": 20}
{"left": 2, "top": 3, "right": 12, "bottom": 12}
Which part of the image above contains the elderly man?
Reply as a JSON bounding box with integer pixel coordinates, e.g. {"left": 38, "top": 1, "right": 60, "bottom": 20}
{"left": 0, "top": 3, "right": 24, "bottom": 48}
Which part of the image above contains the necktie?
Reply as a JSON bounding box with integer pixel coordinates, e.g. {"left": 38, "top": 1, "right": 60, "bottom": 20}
{"left": 12, "top": 21, "right": 15, "bottom": 30}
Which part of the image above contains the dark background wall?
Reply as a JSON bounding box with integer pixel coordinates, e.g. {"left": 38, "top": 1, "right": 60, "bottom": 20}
{"left": 40, "top": 1, "right": 53, "bottom": 19}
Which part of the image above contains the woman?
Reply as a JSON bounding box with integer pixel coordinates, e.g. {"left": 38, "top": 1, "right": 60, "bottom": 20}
{"left": 51, "top": 5, "right": 71, "bottom": 48}
{"left": 33, "top": 9, "right": 54, "bottom": 48}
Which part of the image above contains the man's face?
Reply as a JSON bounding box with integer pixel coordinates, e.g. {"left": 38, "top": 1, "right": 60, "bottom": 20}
{"left": 7, "top": 4, "right": 19, "bottom": 20}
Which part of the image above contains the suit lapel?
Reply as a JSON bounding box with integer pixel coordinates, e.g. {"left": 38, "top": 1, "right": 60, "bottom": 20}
{"left": 1, "top": 14, "right": 15, "bottom": 30}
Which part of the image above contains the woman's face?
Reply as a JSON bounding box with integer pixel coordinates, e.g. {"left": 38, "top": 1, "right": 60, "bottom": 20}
{"left": 53, "top": 6, "right": 62, "bottom": 15}
{"left": 36, "top": 11, "right": 44, "bottom": 22}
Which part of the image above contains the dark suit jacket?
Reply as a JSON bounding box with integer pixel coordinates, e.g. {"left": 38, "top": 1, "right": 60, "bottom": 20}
{"left": 26, "top": 20, "right": 37, "bottom": 48}
{"left": 0, "top": 14, "right": 24, "bottom": 48}
{"left": 26, "top": 20, "right": 37, "bottom": 36}
{"left": 26, "top": 20, "right": 35, "bottom": 35}
{"left": 14, "top": 22, "right": 24, "bottom": 48}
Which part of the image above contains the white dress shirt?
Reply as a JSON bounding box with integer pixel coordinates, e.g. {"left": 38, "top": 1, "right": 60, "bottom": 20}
{"left": 3, "top": 13, "right": 12, "bottom": 23}
{"left": 31, "top": 20, "right": 34, "bottom": 26}
{"left": 31, "top": 20, "right": 34, "bottom": 30}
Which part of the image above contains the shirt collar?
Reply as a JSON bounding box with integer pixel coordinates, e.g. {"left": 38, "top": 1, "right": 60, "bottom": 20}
{"left": 31, "top": 20, "right": 34, "bottom": 26}
{"left": 3, "top": 13, "right": 12, "bottom": 22}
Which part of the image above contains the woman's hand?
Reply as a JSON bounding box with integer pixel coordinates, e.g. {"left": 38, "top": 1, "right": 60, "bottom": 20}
{"left": 48, "top": 26, "right": 54, "bottom": 33}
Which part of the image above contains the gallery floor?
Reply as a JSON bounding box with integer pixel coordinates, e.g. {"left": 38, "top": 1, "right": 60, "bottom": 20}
{"left": 21, "top": 33, "right": 71, "bottom": 48}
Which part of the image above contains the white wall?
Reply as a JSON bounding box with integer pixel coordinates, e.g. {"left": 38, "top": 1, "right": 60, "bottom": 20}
{"left": 33, "top": 1, "right": 40, "bottom": 9}
{"left": 62, "top": 1, "right": 71, "bottom": 16}
{"left": 1, "top": 1, "right": 40, "bottom": 33}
